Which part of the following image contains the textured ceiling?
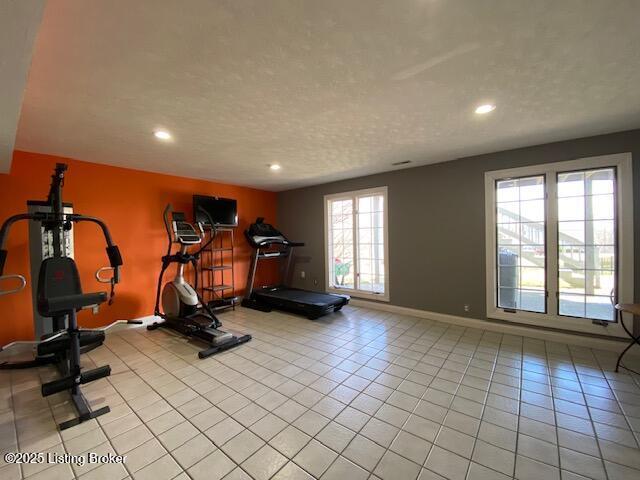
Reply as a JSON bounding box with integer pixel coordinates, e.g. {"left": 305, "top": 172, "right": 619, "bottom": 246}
{"left": 0, "top": 0, "right": 45, "bottom": 173}
{"left": 15, "top": 0, "right": 640, "bottom": 191}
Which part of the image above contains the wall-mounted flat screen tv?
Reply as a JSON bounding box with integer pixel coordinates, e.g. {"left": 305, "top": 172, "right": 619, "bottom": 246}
{"left": 193, "top": 195, "right": 238, "bottom": 227}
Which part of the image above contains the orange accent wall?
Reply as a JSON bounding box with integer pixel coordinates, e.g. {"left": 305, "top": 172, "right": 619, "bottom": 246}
{"left": 0, "top": 151, "right": 278, "bottom": 345}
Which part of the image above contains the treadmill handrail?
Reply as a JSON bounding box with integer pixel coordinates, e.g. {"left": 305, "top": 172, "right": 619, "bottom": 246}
{"left": 250, "top": 236, "right": 305, "bottom": 248}
{"left": 259, "top": 251, "right": 285, "bottom": 258}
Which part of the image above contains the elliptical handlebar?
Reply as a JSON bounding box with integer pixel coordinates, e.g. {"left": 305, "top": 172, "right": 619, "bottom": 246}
{"left": 194, "top": 206, "right": 219, "bottom": 255}
{"left": 196, "top": 206, "right": 216, "bottom": 232}
{"left": 153, "top": 204, "right": 221, "bottom": 319}
{"left": 162, "top": 204, "right": 174, "bottom": 247}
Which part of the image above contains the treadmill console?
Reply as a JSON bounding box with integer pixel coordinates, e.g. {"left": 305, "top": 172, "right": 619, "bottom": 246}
{"left": 245, "top": 218, "right": 303, "bottom": 248}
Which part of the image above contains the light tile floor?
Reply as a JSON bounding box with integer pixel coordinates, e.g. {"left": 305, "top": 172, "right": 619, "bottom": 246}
{"left": 1, "top": 305, "right": 640, "bottom": 480}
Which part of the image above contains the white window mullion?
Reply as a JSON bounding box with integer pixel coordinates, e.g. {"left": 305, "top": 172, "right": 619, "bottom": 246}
{"left": 353, "top": 194, "right": 360, "bottom": 292}
{"left": 546, "top": 172, "right": 559, "bottom": 316}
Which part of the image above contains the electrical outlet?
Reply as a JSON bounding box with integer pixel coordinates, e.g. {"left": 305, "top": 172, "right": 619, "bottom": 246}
{"left": 313, "top": 279, "right": 318, "bottom": 286}
{"left": 464, "top": 304, "right": 470, "bottom": 312}
{"left": 300, "top": 271, "right": 306, "bottom": 279}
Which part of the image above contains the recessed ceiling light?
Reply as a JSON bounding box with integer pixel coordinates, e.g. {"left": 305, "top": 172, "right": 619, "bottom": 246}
{"left": 475, "top": 104, "right": 496, "bottom": 114}
{"left": 269, "top": 164, "right": 281, "bottom": 171}
{"left": 153, "top": 130, "right": 172, "bottom": 140}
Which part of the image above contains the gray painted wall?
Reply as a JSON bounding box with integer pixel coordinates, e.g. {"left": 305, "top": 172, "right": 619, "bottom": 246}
{"left": 277, "top": 129, "right": 640, "bottom": 326}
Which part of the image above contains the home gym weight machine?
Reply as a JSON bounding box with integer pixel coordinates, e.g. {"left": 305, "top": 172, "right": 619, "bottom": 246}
{"left": 148, "top": 204, "right": 251, "bottom": 358}
{"left": 0, "top": 163, "right": 136, "bottom": 430}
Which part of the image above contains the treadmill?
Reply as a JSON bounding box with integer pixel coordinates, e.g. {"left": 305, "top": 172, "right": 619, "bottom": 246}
{"left": 242, "top": 218, "right": 349, "bottom": 319}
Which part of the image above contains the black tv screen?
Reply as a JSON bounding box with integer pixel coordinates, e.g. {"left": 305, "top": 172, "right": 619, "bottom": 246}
{"left": 193, "top": 195, "right": 238, "bottom": 227}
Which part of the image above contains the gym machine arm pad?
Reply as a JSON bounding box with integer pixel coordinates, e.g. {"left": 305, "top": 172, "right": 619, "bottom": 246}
{"left": 0, "top": 213, "right": 36, "bottom": 278}
{"left": 69, "top": 215, "right": 122, "bottom": 284}
{"left": 106, "top": 246, "right": 123, "bottom": 283}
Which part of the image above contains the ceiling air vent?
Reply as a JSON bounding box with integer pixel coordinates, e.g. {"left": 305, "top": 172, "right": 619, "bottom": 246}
{"left": 391, "top": 160, "right": 411, "bottom": 166}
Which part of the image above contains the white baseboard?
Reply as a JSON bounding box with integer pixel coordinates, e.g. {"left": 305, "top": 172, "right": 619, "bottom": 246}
{"left": 130, "top": 315, "right": 162, "bottom": 327}
{"left": 348, "top": 299, "right": 639, "bottom": 357}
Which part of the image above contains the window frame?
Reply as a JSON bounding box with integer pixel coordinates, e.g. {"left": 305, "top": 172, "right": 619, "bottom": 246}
{"left": 494, "top": 174, "right": 548, "bottom": 315}
{"left": 485, "top": 153, "right": 633, "bottom": 337}
{"left": 324, "top": 186, "right": 390, "bottom": 302}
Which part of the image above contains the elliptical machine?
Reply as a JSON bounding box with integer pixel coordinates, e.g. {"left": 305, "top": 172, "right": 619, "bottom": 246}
{"left": 0, "top": 163, "right": 132, "bottom": 430}
{"left": 148, "top": 204, "right": 251, "bottom": 358}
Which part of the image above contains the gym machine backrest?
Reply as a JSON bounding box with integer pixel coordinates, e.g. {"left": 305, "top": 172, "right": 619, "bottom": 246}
{"left": 27, "top": 199, "right": 74, "bottom": 338}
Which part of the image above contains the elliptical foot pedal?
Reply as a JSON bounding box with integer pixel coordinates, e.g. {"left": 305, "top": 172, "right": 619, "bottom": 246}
{"left": 209, "top": 328, "right": 233, "bottom": 345}
{"left": 197, "top": 334, "right": 252, "bottom": 359}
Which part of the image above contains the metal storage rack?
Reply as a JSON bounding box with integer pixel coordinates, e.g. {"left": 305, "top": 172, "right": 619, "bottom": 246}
{"left": 198, "top": 226, "right": 237, "bottom": 311}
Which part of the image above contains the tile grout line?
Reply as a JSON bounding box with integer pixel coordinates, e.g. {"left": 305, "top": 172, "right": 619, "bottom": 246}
{"left": 541, "top": 341, "right": 563, "bottom": 479}
{"left": 549, "top": 345, "right": 567, "bottom": 477}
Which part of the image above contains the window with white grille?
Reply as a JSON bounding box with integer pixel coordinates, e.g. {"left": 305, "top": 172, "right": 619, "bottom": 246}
{"left": 485, "top": 154, "right": 633, "bottom": 336}
{"left": 325, "top": 187, "right": 389, "bottom": 301}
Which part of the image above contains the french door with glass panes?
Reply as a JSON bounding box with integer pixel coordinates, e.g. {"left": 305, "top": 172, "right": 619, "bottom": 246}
{"left": 485, "top": 154, "right": 633, "bottom": 336}
{"left": 325, "top": 187, "right": 389, "bottom": 301}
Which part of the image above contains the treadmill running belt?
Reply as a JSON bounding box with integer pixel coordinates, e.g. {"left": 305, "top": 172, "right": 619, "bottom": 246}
{"left": 257, "top": 288, "right": 346, "bottom": 307}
